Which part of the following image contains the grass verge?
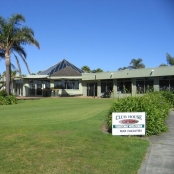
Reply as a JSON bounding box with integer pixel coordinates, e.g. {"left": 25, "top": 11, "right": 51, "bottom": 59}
{"left": 0, "top": 98, "right": 149, "bottom": 174}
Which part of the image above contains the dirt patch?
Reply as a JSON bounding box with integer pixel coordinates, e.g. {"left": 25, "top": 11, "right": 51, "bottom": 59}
{"left": 101, "top": 122, "right": 109, "bottom": 134}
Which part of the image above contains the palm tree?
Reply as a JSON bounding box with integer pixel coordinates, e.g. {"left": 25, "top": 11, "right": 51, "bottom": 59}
{"left": 81, "top": 65, "right": 91, "bottom": 73}
{"left": 0, "top": 14, "right": 40, "bottom": 94}
{"left": 128, "top": 58, "right": 145, "bottom": 69}
{"left": 0, "top": 74, "right": 5, "bottom": 90}
{"left": 166, "top": 53, "right": 174, "bottom": 66}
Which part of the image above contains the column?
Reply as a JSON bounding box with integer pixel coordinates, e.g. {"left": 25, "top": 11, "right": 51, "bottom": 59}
{"left": 154, "top": 77, "right": 159, "bottom": 91}
{"left": 132, "top": 78, "right": 136, "bottom": 96}
{"left": 97, "top": 80, "right": 101, "bottom": 97}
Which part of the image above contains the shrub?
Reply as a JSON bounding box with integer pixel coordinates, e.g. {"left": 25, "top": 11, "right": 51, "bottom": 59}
{"left": 160, "top": 91, "right": 174, "bottom": 108}
{"left": 106, "top": 92, "right": 170, "bottom": 136}
{"left": 0, "top": 94, "right": 18, "bottom": 105}
{"left": 0, "top": 90, "right": 8, "bottom": 97}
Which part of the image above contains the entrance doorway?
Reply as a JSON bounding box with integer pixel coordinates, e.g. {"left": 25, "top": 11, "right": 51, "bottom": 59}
{"left": 15, "top": 80, "right": 23, "bottom": 96}
{"left": 15, "top": 84, "right": 21, "bottom": 96}
{"left": 29, "top": 80, "right": 47, "bottom": 96}
{"left": 87, "top": 83, "right": 97, "bottom": 97}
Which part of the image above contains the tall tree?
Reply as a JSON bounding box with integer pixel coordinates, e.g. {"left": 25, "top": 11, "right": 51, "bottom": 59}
{"left": 37, "top": 70, "right": 42, "bottom": 74}
{"left": 128, "top": 58, "right": 145, "bottom": 69}
{"left": 159, "top": 63, "right": 168, "bottom": 67}
{"left": 0, "top": 14, "right": 40, "bottom": 94}
{"left": 81, "top": 66, "right": 91, "bottom": 73}
{"left": 92, "top": 68, "right": 103, "bottom": 73}
{"left": 166, "top": 52, "right": 174, "bottom": 66}
{"left": 118, "top": 66, "right": 128, "bottom": 71}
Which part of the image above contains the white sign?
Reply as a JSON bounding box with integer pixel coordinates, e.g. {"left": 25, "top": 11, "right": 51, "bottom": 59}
{"left": 112, "top": 112, "right": 145, "bottom": 135}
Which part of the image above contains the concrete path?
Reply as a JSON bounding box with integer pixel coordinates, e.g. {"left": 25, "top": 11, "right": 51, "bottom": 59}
{"left": 139, "top": 111, "right": 174, "bottom": 174}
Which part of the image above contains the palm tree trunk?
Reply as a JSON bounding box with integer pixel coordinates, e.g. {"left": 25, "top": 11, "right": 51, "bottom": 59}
{"left": 9, "top": 63, "right": 12, "bottom": 94}
{"left": 5, "top": 52, "right": 10, "bottom": 95}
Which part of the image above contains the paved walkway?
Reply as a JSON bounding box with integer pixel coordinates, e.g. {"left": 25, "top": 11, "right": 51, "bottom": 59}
{"left": 139, "top": 111, "right": 174, "bottom": 174}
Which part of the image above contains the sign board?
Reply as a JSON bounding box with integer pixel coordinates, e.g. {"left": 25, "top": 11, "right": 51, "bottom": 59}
{"left": 112, "top": 112, "right": 145, "bottom": 135}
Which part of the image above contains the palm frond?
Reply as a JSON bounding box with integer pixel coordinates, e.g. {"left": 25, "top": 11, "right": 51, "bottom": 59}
{"left": 18, "top": 52, "right": 31, "bottom": 74}
{"left": 0, "top": 16, "right": 6, "bottom": 30}
{"left": 12, "top": 43, "right": 27, "bottom": 58}
{"left": 14, "top": 54, "right": 22, "bottom": 77}
{"left": 9, "top": 14, "right": 25, "bottom": 26}
{"left": 10, "top": 63, "right": 18, "bottom": 70}
{"left": 14, "top": 27, "right": 40, "bottom": 49}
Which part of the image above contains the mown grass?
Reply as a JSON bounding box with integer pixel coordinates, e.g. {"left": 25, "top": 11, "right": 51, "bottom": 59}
{"left": 0, "top": 98, "right": 149, "bottom": 174}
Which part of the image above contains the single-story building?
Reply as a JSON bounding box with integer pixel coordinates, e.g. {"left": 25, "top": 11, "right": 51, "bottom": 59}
{"left": 10, "top": 59, "right": 174, "bottom": 97}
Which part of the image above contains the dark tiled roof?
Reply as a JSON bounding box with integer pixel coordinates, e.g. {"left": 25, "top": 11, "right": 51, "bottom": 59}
{"left": 51, "top": 66, "right": 82, "bottom": 76}
{"left": 40, "top": 59, "right": 83, "bottom": 75}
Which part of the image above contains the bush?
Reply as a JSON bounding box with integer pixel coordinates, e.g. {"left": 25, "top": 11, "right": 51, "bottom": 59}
{"left": 160, "top": 91, "right": 174, "bottom": 108}
{"left": 0, "top": 94, "right": 18, "bottom": 105}
{"left": 106, "top": 92, "right": 170, "bottom": 136}
{"left": 0, "top": 90, "right": 8, "bottom": 97}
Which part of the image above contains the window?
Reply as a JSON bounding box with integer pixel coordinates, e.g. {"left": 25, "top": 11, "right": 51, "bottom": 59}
{"left": 145, "top": 78, "right": 154, "bottom": 92}
{"left": 159, "top": 76, "right": 174, "bottom": 92}
{"left": 43, "top": 80, "right": 50, "bottom": 89}
{"left": 65, "top": 80, "right": 72, "bottom": 89}
{"left": 136, "top": 78, "right": 154, "bottom": 93}
{"left": 74, "top": 81, "right": 79, "bottom": 89}
{"left": 117, "top": 79, "right": 131, "bottom": 93}
{"left": 65, "top": 80, "right": 79, "bottom": 89}
{"left": 29, "top": 80, "right": 35, "bottom": 95}
{"left": 170, "top": 76, "right": 174, "bottom": 92}
{"left": 101, "top": 80, "right": 107, "bottom": 93}
{"left": 136, "top": 78, "right": 144, "bottom": 93}
{"left": 54, "top": 80, "right": 63, "bottom": 89}
{"left": 101, "top": 80, "right": 113, "bottom": 93}
{"left": 54, "top": 80, "right": 79, "bottom": 89}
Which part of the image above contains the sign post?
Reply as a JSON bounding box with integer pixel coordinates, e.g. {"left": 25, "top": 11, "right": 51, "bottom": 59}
{"left": 112, "top": 112, "right": 145, "bottom": 135}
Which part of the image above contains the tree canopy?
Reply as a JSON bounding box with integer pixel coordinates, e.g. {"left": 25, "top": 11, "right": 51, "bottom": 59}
{"left": 91, "top": 68, "right": 103, "bottom": 73}
{"left": 128, "top": 58, "right": 145, "bottom": 69}
{"left": 166, "top": 52, "right": 174, "bottom": 66}
{"left": 81, "top": 66, "right": 91, "bottom": 73}
{"left": 159, "top": 63, "right": 168, "bottom": 67}
{"left": 81, "top": 66, "right": 103, "bottom": 73}
{"left": 118, "top": 66, "right": 128, "bottom": 71}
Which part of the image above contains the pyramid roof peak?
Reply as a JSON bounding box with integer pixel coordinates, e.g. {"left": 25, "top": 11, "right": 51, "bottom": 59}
{"left": 40, "top": 59, "right": 83, "bottom": 75}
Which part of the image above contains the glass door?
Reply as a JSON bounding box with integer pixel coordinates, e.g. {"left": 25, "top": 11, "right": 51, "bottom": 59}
{"left": 87, "top": 83, "right": 97, "bottom": 97}
{"left": 36, "top": 83, "right": 42, "bottom": 95}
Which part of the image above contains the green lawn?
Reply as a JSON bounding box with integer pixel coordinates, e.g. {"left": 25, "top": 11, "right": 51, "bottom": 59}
{"left": 0, "top": 98, "right": 148, "bottom": 174}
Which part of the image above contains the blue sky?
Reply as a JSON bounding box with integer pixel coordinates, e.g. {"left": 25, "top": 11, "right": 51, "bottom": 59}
{"left": 0, "top": 0, "right": 174, "bottom": 74}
